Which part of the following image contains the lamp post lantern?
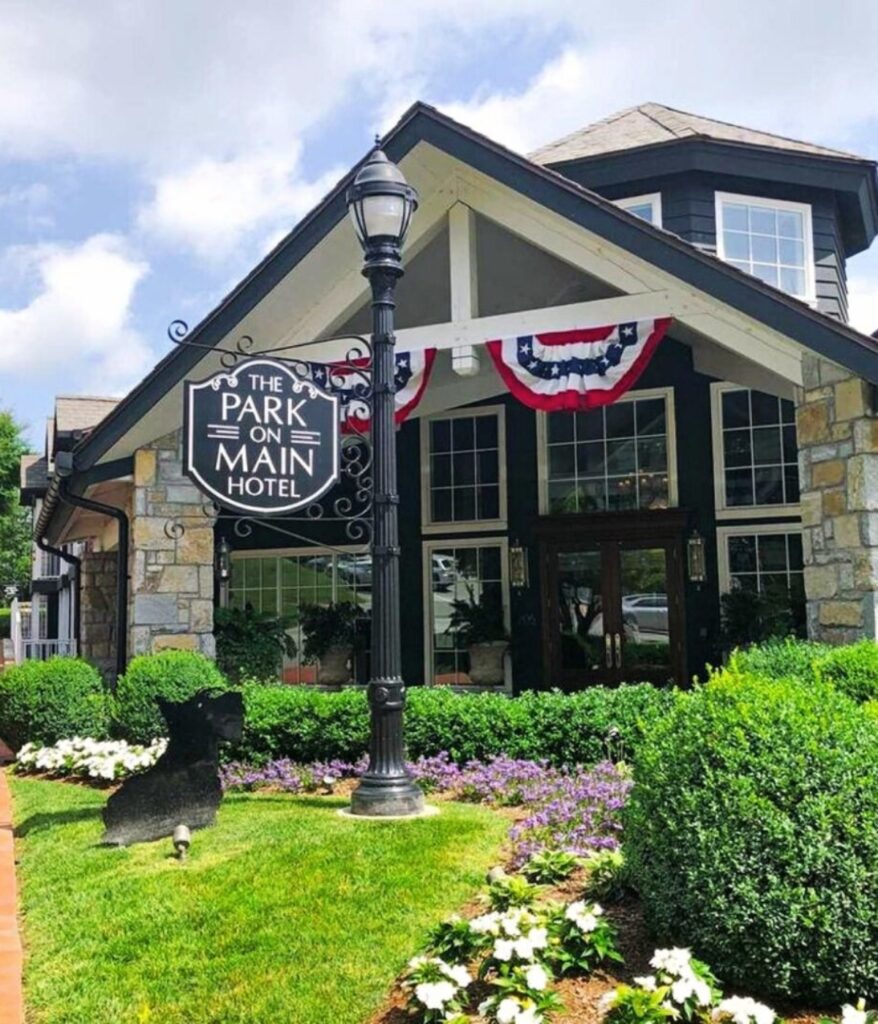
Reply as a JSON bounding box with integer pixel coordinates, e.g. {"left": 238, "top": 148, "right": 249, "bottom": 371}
{"left": 347, "top": 147, "right": 425, "bottom": 817}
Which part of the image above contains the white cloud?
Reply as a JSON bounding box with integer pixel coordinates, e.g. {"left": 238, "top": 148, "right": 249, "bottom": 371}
{"left": 849, "top": 277, "right": 878, "bottom": 337}
{"left": 0, "top": 234, "right": 153, "bottom": 393}
{"left": 438, "top": 4, "right": 878, "bottom": 155}
{"left": 137, "top": 147, "right": 343, "bottom": 262}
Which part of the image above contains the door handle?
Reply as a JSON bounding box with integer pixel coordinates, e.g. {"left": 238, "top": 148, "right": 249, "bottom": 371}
{"left": 604, "top": 633, "right": 613, "bottom": 668}
{"left": 614, "top": 632, "right": 622, "bottom": 668}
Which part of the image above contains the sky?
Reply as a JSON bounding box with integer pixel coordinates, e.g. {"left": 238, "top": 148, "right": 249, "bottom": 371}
{"left": 2, "top": 0, "right": 878, "bottom": 449}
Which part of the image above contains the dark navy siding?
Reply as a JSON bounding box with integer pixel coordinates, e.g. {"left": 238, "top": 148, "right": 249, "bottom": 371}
{"left": 567, "top": 167, "right": 850, "bottom": 323}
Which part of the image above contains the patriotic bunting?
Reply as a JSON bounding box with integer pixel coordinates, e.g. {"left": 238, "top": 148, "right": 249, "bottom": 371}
{"left": 308, "top": 348, "right": 437, "bottom": 433}
{"left": 485, "top": 317, "right": 671, "bottom": 412}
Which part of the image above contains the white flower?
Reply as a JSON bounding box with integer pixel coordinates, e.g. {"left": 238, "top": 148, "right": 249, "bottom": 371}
{"left": 494, "top": 939, "right": 514, "bottom": 962}
{"left": 497, "top": 997, "right": 521, "bottom": 1024}
{"left": 527, "top": 927, "right": 548, "bottom": 950}
{"left": 513, "top": 937, "right": 534, "bottom": 960}
{"left": 415, "top": 980, "right": 456, "bottom": 1010}
{"left": 517, "top": 1008, "right": 542, "bottom": 1024}
{"left": 525, "top": 964, "right": 549, "bottom": 991}
{"left": 471, "top": 912, "right": 501, "bottom": 935}
{"left": 843, "top": 1006, "right": 870, "bottom": 1024}
{"left": 715, "top": 996, "right": 775, "bottom": 1024}
{"left": 565, "top": 900, "right": 586, "bottom": 921}
{"left": 635, "top": 976, "right": 658, "bottom": 992}
{"left": 651, "top": 948, "right": 692, "bottom": 976}
{"left": 576, "top": 912, "right": 598, "bottom": 933}
{"left": 441, "top": 963, "right": 471, "bottom": 988}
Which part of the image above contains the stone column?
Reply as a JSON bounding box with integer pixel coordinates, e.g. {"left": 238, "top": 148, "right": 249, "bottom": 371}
{"left": 797, "top": 354, "right": 878, "bottom": 642}
{"left": 129, "top": 429, "right": 216, "bottom": 658}
{"left": 79, "top": 548, "right": 118, "bottom": 681}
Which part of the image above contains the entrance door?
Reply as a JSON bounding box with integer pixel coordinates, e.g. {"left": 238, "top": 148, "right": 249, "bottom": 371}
{"left": 538, "top": 511, "right": 687, "bottom": 688}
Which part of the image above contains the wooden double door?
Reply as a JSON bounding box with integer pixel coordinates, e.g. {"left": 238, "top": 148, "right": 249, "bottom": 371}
{"left": 537, "top": 511, "right": 687, "bottom": 688}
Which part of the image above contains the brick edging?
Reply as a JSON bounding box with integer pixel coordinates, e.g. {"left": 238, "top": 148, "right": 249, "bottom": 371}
{"left": 0, "top": 770, "right": 23, "bottom": 1024}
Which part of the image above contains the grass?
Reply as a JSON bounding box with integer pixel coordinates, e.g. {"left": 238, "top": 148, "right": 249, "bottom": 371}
{"left": 10, "top": 774, "right": 507, "bottom": 1024}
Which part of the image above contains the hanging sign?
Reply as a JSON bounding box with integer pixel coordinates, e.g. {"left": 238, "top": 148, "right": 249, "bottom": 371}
{"left": 184, "top": 358, "right": 340, "bottom": 515}
{"left": 486, "top": 317, "right": 672, "bottom": 411}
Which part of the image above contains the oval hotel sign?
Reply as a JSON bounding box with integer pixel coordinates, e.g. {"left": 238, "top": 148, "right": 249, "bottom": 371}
{"left": 184, "top": 358, "right": 340, "bottom": 515}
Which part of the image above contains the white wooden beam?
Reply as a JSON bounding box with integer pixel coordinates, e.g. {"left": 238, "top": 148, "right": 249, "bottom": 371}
{"left": 393, "top": 290, "right": 679, "bottom": 354}
{"left": 448, "top": 202, "right": 480, "bottom": 376}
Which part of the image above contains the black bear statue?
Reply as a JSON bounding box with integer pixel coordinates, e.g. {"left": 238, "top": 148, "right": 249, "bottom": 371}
{"left": 102, "top": 689, "right": 244, "bottom": 846}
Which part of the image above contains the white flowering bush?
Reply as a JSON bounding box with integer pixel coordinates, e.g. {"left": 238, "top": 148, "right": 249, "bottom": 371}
{"left": 711, "top": 996, "right": 775, "bottom": 1024}
{"left": 15, "top": 736, "right": 166, "bottom": 782}
{"left": 479, "top": 963, "right": 562, "bottom": 1024}
{"left": 401, "top": 956, "right": 471, "bottom": 1023}
{"left": 640, "top": 947, "right": 721, "bottom": 1019}
{"left": 544, "top": 899, "right": 622, "bottom": 976}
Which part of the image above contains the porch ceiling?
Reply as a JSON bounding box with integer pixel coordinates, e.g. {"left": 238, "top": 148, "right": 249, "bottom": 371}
{"left": 73, "top": 103, "right": 878, "bottom": 470}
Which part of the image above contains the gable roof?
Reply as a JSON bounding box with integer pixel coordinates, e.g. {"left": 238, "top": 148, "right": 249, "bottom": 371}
{"left": 54, "top": 396, "right": 119, "bottom": 436}
{"left": 529, "top": 102, "right": 869, "bottom": 166}
{"left": 68, "top": 101, "right": 878, "bottom": 477}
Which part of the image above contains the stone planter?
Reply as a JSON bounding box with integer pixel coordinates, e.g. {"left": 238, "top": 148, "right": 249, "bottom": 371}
{"left": 317, "top": 645, "right": 353, "bottom": 686}
{"left": 467, "top": 641, "right": 507, "bottom": 686}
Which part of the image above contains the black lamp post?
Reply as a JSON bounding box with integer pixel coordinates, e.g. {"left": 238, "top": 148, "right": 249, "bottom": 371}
{"left": 346, "top": 147, "right": 425, "bottom": 817}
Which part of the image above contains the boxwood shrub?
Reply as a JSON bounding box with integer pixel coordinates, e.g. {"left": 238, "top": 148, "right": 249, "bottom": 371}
{"left": 813, "top": 640, "right": 878, "bottom": 703}
{"left": 0, "top": 657, "right": 110, "bottom": 750}
{"left": 625, "top": 668, "right": 878, "bottom": 1004}
{"left": 227, "top": 682, "right": 672, "bottom": 766}
{"left": 113, "top": 650, "right": 228, "bottom": 743}
{"left": 727, "top": 637, "right": 830, "bottom": 683}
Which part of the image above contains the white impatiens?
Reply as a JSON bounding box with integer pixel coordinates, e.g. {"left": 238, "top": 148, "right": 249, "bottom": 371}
{"left": 649, "top": 947, "right": 715, "bottom": 1009}
{"left": 713, "top": 996, "right": 776, "bottom": 1024}
{"left": 16, "top": 737, "right": 166, "bottom": 782}
{"left": 402, "top": 955, "right": 472, "bottom": 1022}
{"left": 565, "top": 899, "right": 604, "bottom": 934}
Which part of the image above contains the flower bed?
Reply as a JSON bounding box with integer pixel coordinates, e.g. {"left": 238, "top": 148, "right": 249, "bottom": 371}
{"left": 15, "top": 737, "right": 166, "bottom": 781}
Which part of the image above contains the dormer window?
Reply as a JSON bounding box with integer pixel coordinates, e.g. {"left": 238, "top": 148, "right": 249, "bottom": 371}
{"left": 715, "top": 192, "right": 815, "bottom": 303}
{"left": 615, "top": 193, "right": 662, "bottom": 227}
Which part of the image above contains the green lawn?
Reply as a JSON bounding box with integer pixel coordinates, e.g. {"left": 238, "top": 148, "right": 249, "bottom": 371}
{"left": 10, "top": 774, "right": 507, "bottom": 1024}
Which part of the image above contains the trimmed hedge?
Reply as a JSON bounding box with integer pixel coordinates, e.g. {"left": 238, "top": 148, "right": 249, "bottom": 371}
{"left": 625, "top": 668, "right": 878, "bottom": 1004}
{"left": 113, "top": 650, "right": 228, "bottom": 743}
{"left": 227, "top": 682, "right": 673, "bottom": 766}
{"left": 0, "top": 657, "right": 110, "bottom": 750}
{"left": 813, "top": 640, "right": 878, "bottom": 704}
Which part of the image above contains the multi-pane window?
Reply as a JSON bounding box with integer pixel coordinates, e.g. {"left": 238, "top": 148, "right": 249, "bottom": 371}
{"left": 229, "top": 552, "right": 371, "bottom": 684}
{"left": 716, "top": 193, "right": 813, "bottom": 301}
{"left": 544, "top": 393, "right": 674, "bottom": 514}
{"left": 616, "top": 193, "right": 662, "bottom": 226}
{"left": 723, "top": 529, "right": 805, "bottom": 633}
{"left": 427, "top": 542, "right": 506, "bottom": 686}
{"left": 425, "top": 409, "right": 504, "bottom": 526}
{"left": 718, "top": 387, "right": 799, "bottom": 509}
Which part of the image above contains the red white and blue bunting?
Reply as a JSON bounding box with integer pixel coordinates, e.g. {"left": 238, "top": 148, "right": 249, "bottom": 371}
{"left": 485, "top": 317, "right": 671, "bottom": 412}
{"left": 309, "top": 348, "right": 437, "bottom": 433}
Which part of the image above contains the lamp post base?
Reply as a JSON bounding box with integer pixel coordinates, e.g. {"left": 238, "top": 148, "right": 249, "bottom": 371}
{"left": 349, "top": 774, "right": 425, "bottom": 817}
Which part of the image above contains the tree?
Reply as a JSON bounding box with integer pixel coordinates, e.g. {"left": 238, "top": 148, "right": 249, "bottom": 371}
{"left": 0, "top": 410, "right": 32, "bottom": 602}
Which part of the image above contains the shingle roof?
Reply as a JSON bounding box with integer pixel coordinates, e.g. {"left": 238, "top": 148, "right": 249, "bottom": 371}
{"left": 20, "top": 454, "right": 49, "bottom": 492}
{"left": 530, "top": 102, "right": 867, "bottom": 166}
{"left": 54, "top": 396, "right": 119, "bottom": 435}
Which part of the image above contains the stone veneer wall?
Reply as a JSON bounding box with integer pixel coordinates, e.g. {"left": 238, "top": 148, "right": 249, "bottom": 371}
{"left": 129, "top": 429, "right": 216, "bottom": 658}
{"left": 797, "top": 354, "right": 878, "bottom": 642}
{"left": 79, "top": 548, "right": 117, "bottom": 680}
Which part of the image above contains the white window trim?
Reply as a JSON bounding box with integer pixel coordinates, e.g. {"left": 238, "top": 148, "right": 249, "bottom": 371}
{"left": 716, "top": 522, "right": 804, "bottom": 595}
{"left": 420, "top": 404, "right": 508, "bottom": 534}
{"left": 710, "top": 381, "right": 801, "bottom": 521}
{"left": 615, "top": 192, "right": 663, "bottom": 228}
{"left": 421, "top": 536, "right": 511, "bottom": 692}
{"left": 714, "top": 191, "right": 816, "bottom": 305}
{"left": 535, "top": 386, "right": 679, "bottom": 515}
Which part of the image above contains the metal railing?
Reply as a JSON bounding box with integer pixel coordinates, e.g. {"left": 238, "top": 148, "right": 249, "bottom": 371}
{"left": 21, "top": 639, "right": 77, "bottom": 661}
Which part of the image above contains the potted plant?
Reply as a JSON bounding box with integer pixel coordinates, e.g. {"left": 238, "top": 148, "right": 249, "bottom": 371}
{"left": 299, "top": 602, "right": 359, "bottom": 686}
{"left": 214, "top": 604, "right": 297, "bottom": 683}
{"left": 447, "top": 587, "right": 509, "bottom": 686}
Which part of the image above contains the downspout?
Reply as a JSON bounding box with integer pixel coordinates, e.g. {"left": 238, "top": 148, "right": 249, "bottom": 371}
{"left": 57, "top": 480, "right": 129, "bottom": 684}
{"left": 35, "top": 536, "right": 81, "bottom": 650}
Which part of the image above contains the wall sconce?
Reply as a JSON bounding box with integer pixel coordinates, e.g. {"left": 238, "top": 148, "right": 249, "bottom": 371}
{"left": 452, "top": 344, "right": 480, "bottom": 377}
{"left": 215, "top": 536, "right": 232, "bottom": 583}
{"left": 687, "top": 529, "right": 707, "bottom": 583}
{"left": 509, "top": 544, "right": 529, "bottom": 589}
